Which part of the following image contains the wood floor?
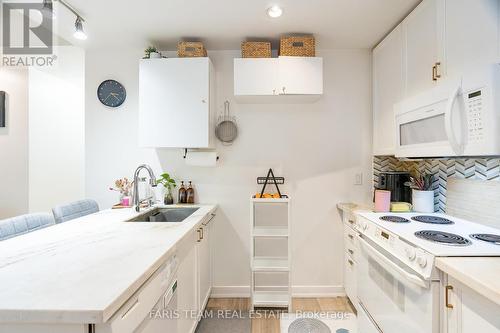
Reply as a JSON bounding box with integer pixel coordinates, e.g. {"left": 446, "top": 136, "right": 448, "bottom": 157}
{"left": 206, "top": 297, "right": 354, "bottom": 333}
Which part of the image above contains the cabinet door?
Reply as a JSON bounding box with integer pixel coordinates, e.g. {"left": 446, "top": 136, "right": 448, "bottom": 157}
{"left": 278, "top": 57, "right": 323, "bottom": 95}
{"left": 373, "top": 25, "right": 404, "bottom": 155}
{"left": 445, "top": 276, "right": 500, "bottom": 333}
{"left": 444, "top": 0, "right": 499, "bottom": 79}
{"left": 403, "top": 0, "right": 443, "bottom": 98}
{"left": 234, "top": 58, "right": 279, "bottom": 96}
{"left": 177, "top": 230, "right": 198, "bottom": 333}
{"left": 197, "top": 223, "right": 212, "bottom": 313}
{"left": 139, "top": 58, "right": 211, "bottom": 148}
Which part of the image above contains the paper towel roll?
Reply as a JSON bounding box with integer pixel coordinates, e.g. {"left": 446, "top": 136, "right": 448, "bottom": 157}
{"left": 185, "top": 151, "right": 218, "bottom": 167}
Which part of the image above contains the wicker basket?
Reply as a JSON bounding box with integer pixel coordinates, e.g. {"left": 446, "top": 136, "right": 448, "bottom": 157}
{"left": 279, "top": 36, "right": 315, "bottom": 57}
{"left": 178, "top": 42, "right": 207, "bottom": 57}
{"left": 241, "top": 42, "right": 272, "bottom": 58}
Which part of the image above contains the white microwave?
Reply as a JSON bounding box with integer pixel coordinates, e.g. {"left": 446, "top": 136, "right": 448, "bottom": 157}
{"left": 395, "top": 65, "right": 500, "bottom": 158}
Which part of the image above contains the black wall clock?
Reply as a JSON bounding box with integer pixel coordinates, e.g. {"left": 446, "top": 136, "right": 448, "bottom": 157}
{"left": 97, "top": 80, "right": 126, "bottom": 108}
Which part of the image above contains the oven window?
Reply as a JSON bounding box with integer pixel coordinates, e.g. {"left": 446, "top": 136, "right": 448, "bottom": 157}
{"left": 400, "top": 114, "right": 447, "bottom": 146}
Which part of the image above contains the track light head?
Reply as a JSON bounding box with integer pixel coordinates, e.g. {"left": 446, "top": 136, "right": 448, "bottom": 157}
{"left": 73, "top": 16, "right": 87, "bottom": 40}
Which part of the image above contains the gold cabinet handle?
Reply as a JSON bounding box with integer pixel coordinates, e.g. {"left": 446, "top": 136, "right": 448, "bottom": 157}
{"left": 348, "top": 249, "right": 354, "bottom": 255}
{"left": 348, "top": 259, "right": 354, "bottom": 266}
{"left": 348, "top": 234, "right": 354, "bottom": 240}
{"left": 435, "top": 62, "right": 442, "bottom": 79}
{"left": 445, "top": 285, "right": 454, "bottom": 309}
{"left": 197, "top": 229, "right": 202, "bottom": 242}
{"left": 348, "top": 219, "right": 355, "bottom": 225}
{"left": 200, "top": 227, "right": 204, "bottom": 240}
{"left": 432, "top": 65, "right": 437, "bottom": 81}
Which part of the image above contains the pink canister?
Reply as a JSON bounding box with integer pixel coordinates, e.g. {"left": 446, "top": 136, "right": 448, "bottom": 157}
{"left": 374, "top": 190, "right": 391, "bottom": 212}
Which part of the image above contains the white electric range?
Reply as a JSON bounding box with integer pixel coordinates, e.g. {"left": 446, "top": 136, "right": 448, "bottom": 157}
{"left": 353, "top": 212, "right": 500, "bottom": 333}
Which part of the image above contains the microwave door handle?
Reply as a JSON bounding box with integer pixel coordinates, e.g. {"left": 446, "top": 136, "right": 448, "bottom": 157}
{"left": 359, "top": 236, "right": 429, "bottom": 289}
{"left": 445, "top": 85, "right": 464, "bottom": 155}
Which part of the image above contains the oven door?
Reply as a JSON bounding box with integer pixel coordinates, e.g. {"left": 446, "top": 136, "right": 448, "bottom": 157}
{"left": 357, "top": 235, "right": 439, "bottom": 333}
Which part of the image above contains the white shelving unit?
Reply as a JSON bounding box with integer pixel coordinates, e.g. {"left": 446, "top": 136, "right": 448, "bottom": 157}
{"left": 250, "top": 197, "right": 291, "bottom": 310}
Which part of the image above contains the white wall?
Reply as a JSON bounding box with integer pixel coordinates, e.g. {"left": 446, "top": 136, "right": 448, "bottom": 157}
{"left": 28, "top": 46, "right": 86, "bottom": 212}
{"left": 85, "top": 49, "right": 373, "bottom": 296}
{"left": 0, "top": 67, "right": 29, "bottom": 219}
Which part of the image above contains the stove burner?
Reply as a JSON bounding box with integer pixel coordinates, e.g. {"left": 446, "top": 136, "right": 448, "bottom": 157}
{"left": 411, "top": 215, "right": 454, "bottom": 225}
{"left": 470, "top": 234, "right": 500, "bottom": 245}
{"left": 380, "top": 216, "right": 410, "bottom": 223}
{"left": 415, "top": 230, "right": 471, "bottom": 246}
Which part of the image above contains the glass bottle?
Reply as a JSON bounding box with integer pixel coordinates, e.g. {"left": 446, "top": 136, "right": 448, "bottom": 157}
{"left": 178, "top": 181, "right": 187, "bottom": 204}
{"left": 186, "top": 181, "right": 195, "bottom": 204}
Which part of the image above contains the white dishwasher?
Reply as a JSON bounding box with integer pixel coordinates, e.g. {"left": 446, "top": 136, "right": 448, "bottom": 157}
{"left": 96, "top": 254, "right": 179, "bottom": 333}
{"left": 136, "top": 275, "right": 178, "bottom": 333}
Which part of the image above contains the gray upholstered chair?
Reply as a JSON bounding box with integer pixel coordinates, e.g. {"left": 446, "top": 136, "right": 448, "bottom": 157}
{"left": 52, "top": 199, "right": 99, "bottom": 224}
{"left": 0, "top": 213, "right": 55, "bottom": 241}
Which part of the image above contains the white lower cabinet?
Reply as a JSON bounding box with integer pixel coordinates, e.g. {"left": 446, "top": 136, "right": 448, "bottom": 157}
{"left": 340, "top": 210, "right": 359, "bottom": 308}
{"left": 177, "top": 229, "right": 198, "bottom": 333}
{"left": 197, "top": 215, "right": 214, "bottom": 316}
{"left": 443, "top": 275, "right": 500, "bottom": 333}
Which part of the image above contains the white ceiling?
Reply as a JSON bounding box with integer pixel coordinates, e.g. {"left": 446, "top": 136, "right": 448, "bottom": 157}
{"left": 56, "top": 0, "right": 421, "bottom": 50}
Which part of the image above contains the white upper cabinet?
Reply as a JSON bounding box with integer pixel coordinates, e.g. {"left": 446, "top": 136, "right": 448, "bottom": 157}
{"left": 139, "top": 58, "right": 214, "bottom": 148}
{"left": 402, "top": 0, "right": 443, "bottom": 99}
{"left": 373, "top": 24, "right": 404, "bottom": 156}
{"left": 234, "top": 58, "right": 279, "bottom": 96}
{"left": 443, "top": 0, "right": 499, "bottom": 79}
{"left": 234, "top": 56, "right": 323, "bottom": 97}
{"left": 278, "top": 56, "right": 323, "bottom": 95}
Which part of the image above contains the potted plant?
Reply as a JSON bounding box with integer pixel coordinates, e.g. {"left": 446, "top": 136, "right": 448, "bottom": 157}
{"left": 144, "top": 46, "right": 160, "bottom": 59}
{"left": 109, "top": 177, "right": 133, "bottom": 206}
{"left": 406, "top": 172, "right": 435, "bottom": 213}
{"left": 157, "top": 173, "right": 177, "bottom": 205}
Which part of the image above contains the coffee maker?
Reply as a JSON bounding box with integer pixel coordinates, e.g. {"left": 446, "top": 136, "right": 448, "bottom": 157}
{"left": 378, "top": 171, "right": 412, "bottom": 203}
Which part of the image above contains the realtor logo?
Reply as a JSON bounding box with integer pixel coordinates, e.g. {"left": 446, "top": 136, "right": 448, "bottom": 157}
{"left": 1, "top": 1, "right": 56, "bottom": 67}
{"left": 2, "top": 2, "right": 53, "bottom": 54}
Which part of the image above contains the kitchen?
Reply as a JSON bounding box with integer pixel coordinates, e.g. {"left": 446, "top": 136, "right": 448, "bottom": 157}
{"left": 0, "top": 0, "right": 500, "bottom": 332}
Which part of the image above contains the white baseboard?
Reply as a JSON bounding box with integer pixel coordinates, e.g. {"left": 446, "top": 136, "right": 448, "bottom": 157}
{"left": 210, "top": 285, "right": 345, "bottom": 298}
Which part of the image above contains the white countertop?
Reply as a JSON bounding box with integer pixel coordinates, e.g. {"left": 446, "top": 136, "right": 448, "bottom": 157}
{"left": 436, "top": 257, "right": 500, "bottom": 307}
{"left": 0, "top": 204, "right": 217, "bottom": 324}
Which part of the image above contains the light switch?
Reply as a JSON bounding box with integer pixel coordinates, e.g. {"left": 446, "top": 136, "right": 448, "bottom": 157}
{"left": 355, "top": 173, "right": 363, "bottom": 185}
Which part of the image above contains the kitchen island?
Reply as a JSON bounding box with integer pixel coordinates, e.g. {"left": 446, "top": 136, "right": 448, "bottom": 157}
{"left": 0, "top": 204, "right": 217, "bottom": 332}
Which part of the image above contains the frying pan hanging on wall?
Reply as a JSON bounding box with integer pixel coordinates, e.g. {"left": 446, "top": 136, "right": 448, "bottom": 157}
{"left": 0, "top": 91, "right": 5, "bottom": 128}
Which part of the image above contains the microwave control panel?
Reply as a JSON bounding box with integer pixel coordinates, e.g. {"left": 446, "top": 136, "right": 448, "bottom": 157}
{"left": 466, "top": 89, "right": 484, "bottom": 142}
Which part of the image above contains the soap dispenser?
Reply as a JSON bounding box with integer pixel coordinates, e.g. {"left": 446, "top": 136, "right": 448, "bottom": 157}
{"left": 178, "top": 181, "right": 187, "bottom": 204}
{"left": 186, "top": 181, "right": 195, "bottom": 204}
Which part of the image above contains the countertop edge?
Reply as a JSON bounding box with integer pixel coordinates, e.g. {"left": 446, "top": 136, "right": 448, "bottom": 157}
{"left": 436, "top": 257, "right": 500, "bottom": 308}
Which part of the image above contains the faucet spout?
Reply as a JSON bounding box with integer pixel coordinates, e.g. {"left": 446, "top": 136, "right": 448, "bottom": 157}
{"left": 132, "top": 164, "right": 157, "bottom": 212}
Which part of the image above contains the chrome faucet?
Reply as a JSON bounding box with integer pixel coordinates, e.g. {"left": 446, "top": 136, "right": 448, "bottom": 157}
{"left": 133, "top": 164, "right": 157, "bottom": 212}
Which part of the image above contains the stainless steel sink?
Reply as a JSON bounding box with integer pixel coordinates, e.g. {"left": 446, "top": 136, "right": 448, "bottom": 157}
{"left": 127, "top": 207, "right": 199, "bottom": 223}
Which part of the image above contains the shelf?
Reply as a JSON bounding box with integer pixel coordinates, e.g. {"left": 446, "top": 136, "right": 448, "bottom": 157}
{"left": 252, "top": 258, "right": 289, "bottom": 272}
{"left": 252, "top": 291, "right": 290, "bottom": 308}
{"left": 251, "top": 198, "right": 290, "bottom": 203}
{"left": 252, "top": 227, "right": 288, "bottom": 237}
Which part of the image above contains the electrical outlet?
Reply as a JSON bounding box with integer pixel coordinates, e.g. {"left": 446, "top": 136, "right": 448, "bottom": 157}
{"left": 355, "top": 173, "right": 363, "bottom": 185}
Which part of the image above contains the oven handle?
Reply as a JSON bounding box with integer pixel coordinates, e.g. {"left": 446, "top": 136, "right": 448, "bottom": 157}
{"left": 359, "top": 236, "right": 429, "bottom": 289}
{"left": 444, "top": 83, "right": 464, "bottom": 155}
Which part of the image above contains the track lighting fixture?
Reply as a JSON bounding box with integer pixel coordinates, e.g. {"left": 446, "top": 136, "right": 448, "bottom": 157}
{"left": 73, "top": 16, "right": 87, "bottom": 40}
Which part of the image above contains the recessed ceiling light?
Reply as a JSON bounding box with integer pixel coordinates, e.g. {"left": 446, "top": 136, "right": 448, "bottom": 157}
{"left": 267, "top": 5, "right": 283, "bottom": 18}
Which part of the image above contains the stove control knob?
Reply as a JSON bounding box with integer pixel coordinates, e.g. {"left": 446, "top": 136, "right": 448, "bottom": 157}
{"left": 417, "top": 256, "right": 428, "bottom": 268}
{"left": 405, "top": 248, "right": 416, "bottom": 261}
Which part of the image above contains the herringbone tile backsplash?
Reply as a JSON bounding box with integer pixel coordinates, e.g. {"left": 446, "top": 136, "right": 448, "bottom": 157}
{"left": 373, "top": 156, "right": 500, "bottom": 212}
